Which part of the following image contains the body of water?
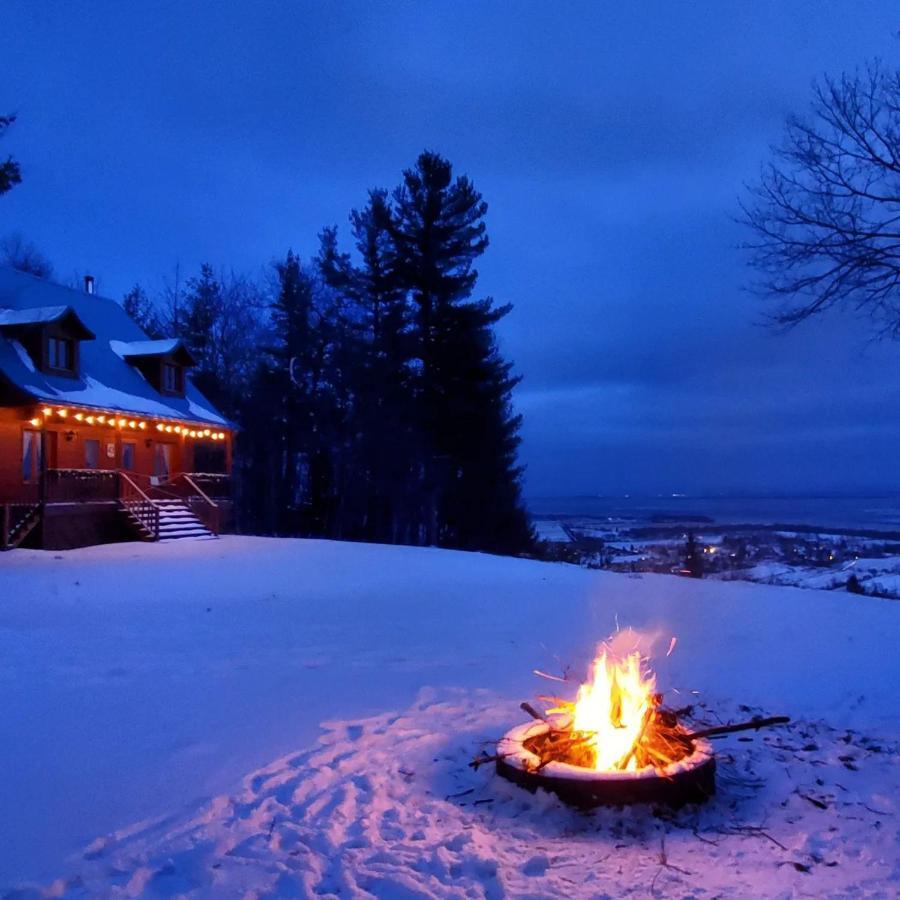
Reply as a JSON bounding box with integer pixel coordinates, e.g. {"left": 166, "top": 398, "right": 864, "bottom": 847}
{"left": 527, "top": 495, "right": 900, "bottom": 533}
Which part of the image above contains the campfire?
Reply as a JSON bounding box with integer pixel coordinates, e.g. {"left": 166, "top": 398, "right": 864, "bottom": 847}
{"left": 477, "top": 629, "right": 788, "bottom": 808}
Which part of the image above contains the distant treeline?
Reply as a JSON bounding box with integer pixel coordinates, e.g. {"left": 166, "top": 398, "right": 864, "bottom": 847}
{"left": 125, "top": 152, "right": 533, "bottom": 555}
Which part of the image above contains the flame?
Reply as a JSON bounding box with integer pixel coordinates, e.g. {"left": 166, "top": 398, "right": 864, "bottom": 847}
{"left": 571, "top": 640, "right": 656, "bottom": 772}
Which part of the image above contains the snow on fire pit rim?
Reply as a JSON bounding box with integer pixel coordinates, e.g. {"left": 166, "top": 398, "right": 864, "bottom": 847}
{"left": 497, "top": 717, "right": 715, "bottom": 781}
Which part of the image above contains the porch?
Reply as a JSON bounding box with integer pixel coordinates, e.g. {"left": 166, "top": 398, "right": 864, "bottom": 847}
{"left": 0, "top": 469, "right": 232, "bottom": 550}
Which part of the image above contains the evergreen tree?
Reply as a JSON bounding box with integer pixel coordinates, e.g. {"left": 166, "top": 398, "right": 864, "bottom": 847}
{"left": 122, "top": 284, "right": 165, "bottom": 338}
{"left": 318, "top": 190, "right": 415, "bottom": 543}
{"left": 250, "top": 251, "right": 335, "bottom": 535}
{"left": 179, "top": 263, "right": 222, "bottom": 379}
{"left": 0, "top": 115, "right": 21, "bottom": 196}
{"left": 387, "top": 151, "right": 531, "bottom": 553}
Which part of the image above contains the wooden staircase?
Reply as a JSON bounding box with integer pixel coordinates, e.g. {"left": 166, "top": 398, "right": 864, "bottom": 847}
{"left": 0, "top": 503, "right": 41, "bottom": 550}
{"left": 154, "top": 499, "right": 215, "bottom": 541}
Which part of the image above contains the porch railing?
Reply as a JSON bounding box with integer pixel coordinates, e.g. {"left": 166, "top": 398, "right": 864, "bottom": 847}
{"left": 118, "top": 471, "right": 160, "bottom": 540}
{"left": 166, "top": 472, "right": 221, "bottom": 535}
{"left": 45, "top": 468, "right": 119, "bottom": 502}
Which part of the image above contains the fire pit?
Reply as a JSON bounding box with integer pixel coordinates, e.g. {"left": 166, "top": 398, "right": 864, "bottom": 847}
{"left": 492, "top": 631, "right": 718, "bottom": 808}
{"left": 496, "top": 718, "right": 716, "bottom": 808}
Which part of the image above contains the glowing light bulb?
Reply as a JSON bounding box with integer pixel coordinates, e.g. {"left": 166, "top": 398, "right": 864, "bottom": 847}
{"left": 156, "top": 423, "right": 164, "bottom": 431}
{"left": 86, "top": 415, "right": 95, "bottom": 425}
{"left": 42, "top": 407, "right": 52, "bottom": 416}
{"left": 74, "top": 413, "right": 83, "bottom": 422}
{"left": 29, "top": 417, "right": 40, "bottom": 426}
{"left": 58, "top": 409, "right": 68, "bottom": 418}
{"left": 98, "top": 415, "right": 106, "bottom": 424}
{"left": 117, "top": 419, "right": 126, "bottom": 428}
{"left": 128, "top": 420, "right": 136, "bottom": 429}
{"left": 138, "top": 422, "right": 147, "bottom": 430}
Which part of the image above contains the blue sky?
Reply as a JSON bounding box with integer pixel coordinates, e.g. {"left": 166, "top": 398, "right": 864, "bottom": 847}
{"left": 3, "top": 2, "right": 900, "bottom": 496}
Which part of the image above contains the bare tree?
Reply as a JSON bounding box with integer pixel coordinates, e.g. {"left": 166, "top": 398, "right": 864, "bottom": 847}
{"left": 742, "top": 62, "right": 900, "bottom": 336}
{"left": 1, "top": 232, "right": 53, "bottom": 278}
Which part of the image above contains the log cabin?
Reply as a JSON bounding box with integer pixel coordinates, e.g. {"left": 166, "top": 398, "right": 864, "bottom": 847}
{"left": 0, "top": 266, "right": 234, "bottom": 550}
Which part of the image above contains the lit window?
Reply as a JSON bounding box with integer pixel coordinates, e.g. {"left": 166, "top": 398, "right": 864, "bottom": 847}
{"left": 84, "top": 439, "right": 100, "bottom": 469}
{"left": 22, "top": 430, "right": 42, "bottom": 481}
{"left": 121, "top": 441, "right": 136, "bottom": 470}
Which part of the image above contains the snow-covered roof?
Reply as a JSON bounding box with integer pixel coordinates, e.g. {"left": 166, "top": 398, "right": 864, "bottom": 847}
{"left": 0, "top": 266, "right": 229, "bottom": 427}
{"left": 112, "top": 338, "right": 181, "bottom": 358}
{"left": 111, "top": 338, "right": 196, "bottom": 366}
{"left": 0, "top": 305, "right": 69, "bottom": 326}
{"left": 0, "top": 304, "right": 96, "bottom": 339}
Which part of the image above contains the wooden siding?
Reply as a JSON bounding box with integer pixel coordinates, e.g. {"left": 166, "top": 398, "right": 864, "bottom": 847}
{"left": 0, "top": 404, "right": 233, "bottom": 502}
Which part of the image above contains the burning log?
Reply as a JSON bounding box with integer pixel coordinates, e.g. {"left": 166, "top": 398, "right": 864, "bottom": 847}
{"left": 490, "top": 628, "right": 790, "bottom": 808}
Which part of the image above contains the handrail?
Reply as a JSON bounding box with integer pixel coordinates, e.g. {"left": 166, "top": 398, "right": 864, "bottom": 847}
{"left": 119, "top": 470, "right": 154, "bottom": 503}
{"left": 182, "top": 474, "right": 218, "bottom": 509}
{"left": 179, "top": 473, "right": 220, "bottom": 535}
{"left": 118, "top": 470, "right": 160, "bottom": 540}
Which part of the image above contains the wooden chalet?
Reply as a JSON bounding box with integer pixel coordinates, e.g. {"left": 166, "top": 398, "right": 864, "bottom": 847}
{"left": 0, "top": 266, "right": 233, "bottom": 550}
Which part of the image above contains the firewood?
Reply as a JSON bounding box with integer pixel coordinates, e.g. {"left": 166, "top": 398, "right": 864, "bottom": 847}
{"left": 686, "top": 716, "right": 790, "bottom": 740}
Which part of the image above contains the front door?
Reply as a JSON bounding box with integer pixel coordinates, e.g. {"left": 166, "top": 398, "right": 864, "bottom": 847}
{"left": 154, "top": 443, "right": 173, "bottom": 480}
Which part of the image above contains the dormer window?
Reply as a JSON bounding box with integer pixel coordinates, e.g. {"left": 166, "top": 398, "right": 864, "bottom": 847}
{"left": 48, "top": 336, "right": 75, "bottom": 372}
{"left": 114, "top": 338, "right": 194, "bottom": 399}
{"left": 0, "top": 305, "right": 95, "bottom": 379}
{"left": 163, "top": 362, "right": 183, "bottom": 394}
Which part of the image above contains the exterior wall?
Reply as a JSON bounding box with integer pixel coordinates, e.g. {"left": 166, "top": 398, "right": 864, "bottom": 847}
{"left": 1, "top": 402, "right": 233, "bottom": 504}
{"left": 39, "top": 502, "right": 128, "bottom": 550}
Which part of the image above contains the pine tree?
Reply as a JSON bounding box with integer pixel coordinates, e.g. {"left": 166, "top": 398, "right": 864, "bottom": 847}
{"left": 387, "top": 151, "right": 532, "bottom": 553}
{"left": 122, "top": 284, "right": 165, "bottom": 338}
{"left": 0, "top": 115, "right": 21, "bottom": 196}
{"left": 252, "top": 250, "right": 339, "bottom": 535}
{"left": 179, "top": 264, "right": 222, "bottom": 378}
{"left": 318, "top": 190, "right": 415, "bottom": 543}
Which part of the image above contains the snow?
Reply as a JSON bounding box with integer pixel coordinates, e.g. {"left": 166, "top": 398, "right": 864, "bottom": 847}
{"left": 110, "top": 339, "right": 184, "bottom": 359}
{"left": 532, "top": 519, "right": 571, "bottom": 542}
{"left": 0, "top": 305, "right": 71, "bottom": 326}
{"left": 0, "top": 266, "right": 228, "bottom": 427}
{"left": 2, "top": 536, "right": 900, "bottom": 896}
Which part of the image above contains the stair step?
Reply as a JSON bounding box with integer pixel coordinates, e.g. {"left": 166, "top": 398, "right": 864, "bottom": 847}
{"left": 122, "top": 497, "right": 216, "bottom": 542}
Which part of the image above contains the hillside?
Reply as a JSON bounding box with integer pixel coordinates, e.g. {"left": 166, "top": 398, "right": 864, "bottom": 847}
{"left": 2, "top": 537, "right": 899, "bottom": 896}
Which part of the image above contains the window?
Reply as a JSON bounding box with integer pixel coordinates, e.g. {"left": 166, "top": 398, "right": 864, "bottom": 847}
{"left": 121, "top": 441, "right": 136, "bottom": 471}
{"left": 84, "top": 439, "right": 100, "bottom": 469}
{"left": 154, "top": 443, "right": 172, "bottom": 479}
{"left": 22, "top": 430, "right": 42, "bottom": 482}
{"left": 162, "top": 363, "right": 182, "bottom": 394}
{"left": 48, "top": 337, "right": 74, "bottom": 372}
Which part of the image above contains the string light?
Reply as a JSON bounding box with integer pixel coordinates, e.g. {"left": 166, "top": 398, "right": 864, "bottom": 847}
{"left": 31, "top": 405, "right": 227, "bottom": 441}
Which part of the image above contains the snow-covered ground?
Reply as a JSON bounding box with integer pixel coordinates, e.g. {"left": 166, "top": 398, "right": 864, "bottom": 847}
{"left": 2, "top": 536, "right": 899, "bottom": 897}
{"left": 532, "top": 519, "right": 572, "bottom": 543}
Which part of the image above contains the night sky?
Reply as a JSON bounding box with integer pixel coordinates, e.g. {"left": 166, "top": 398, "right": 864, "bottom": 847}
{"left": 4, "top": 2, "right": 900, "bottom": 497}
